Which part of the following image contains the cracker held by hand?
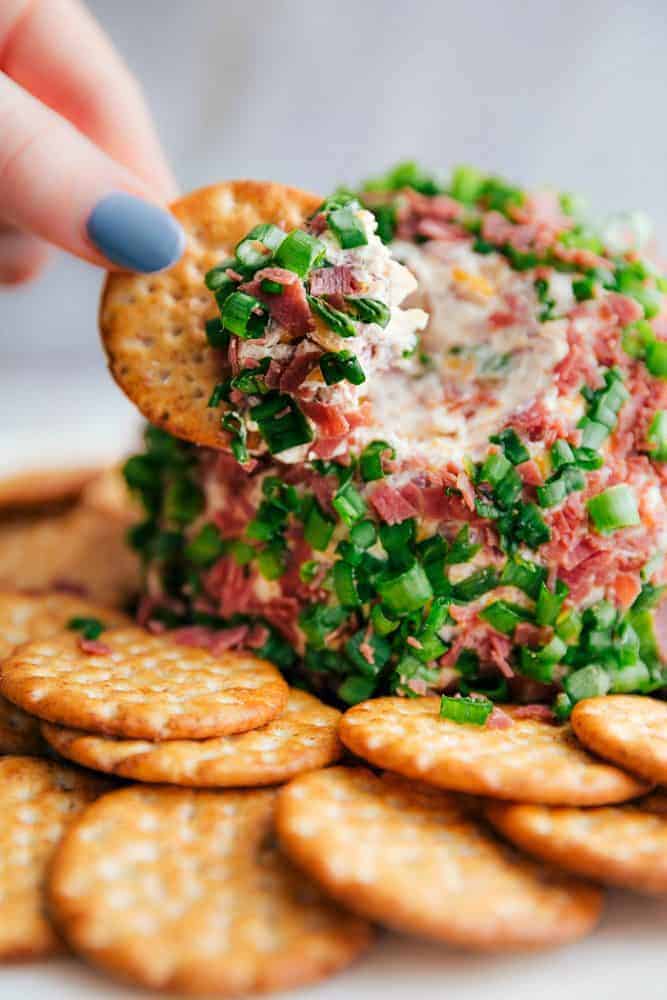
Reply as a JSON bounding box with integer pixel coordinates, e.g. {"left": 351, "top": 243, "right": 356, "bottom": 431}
{"left": 0, "top": 591, "right": 129, "bottom": 755}
{"left": 572, "top": 695, "right": 667, "bottom": 784}
{"left": 41, "top": 689, "right": 342, "bottom": 787}
{"left": 486, "top": 791, "right": 667, "bottom": 895}
{"left": 339, "top": 697, "right": 649, "bottom": 805}
{"left": 0, "top": 627, "right": 288, "bottom": 740}
{"left": 0, "top": 756, "right": 109, "bottom": 961}
{"left": 277, "top": 767, "right": 602, "bottom": 950}
{"left": 49, "top": 784, "right": 373, "bottom": 995}
{"left": 100, "top": 180, "right": 321, "bottom": 449}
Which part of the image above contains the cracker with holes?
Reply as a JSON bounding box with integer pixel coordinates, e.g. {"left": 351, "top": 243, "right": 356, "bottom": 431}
{"left": 42, "top": 689, "right": 341, "bottom": 786}
{"left": 0, "top": 591, "right": 129, "bottom": 754}
{"left": 0, "top": 627, "right": 288, "bottom": 740}
{"left": 100, "top": 181, "right": 321, "bottom": 449}
{"left": 0, "top": 503, "right": 141, "bottom": 607}
{"left": 0, "top": 756, "right": 109, "bottom": 960}
{"left": 339, "top": 697, "right": 649, "bottom": 805}
{"left": 486, "top": 792, "right": 667, "bottom": 895}
{"left": 277, "top": 767, "right": 602, "bottom": 950}
{"left": 572, "top": 695, "right": 667, "bottom": 784}
{"left": 49, "top": 784, "right": 373, "bottom": 995}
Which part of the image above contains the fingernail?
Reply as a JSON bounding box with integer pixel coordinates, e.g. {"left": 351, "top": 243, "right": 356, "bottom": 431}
{"left": 86, "top": 192, "right": 185, "bottom": 272}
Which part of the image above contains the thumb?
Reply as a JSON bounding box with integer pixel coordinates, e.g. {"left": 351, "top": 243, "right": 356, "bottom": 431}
{"left": 0, "top": 74, "right": 184, "bottom": 273}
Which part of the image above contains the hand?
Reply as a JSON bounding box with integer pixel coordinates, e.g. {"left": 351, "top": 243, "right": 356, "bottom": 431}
{"left": 0, "top": 0, "right": 184, "bottom": 284}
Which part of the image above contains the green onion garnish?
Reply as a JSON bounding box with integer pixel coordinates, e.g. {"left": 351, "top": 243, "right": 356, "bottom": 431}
{"left": 587, "top": 484, "right": 640, "bottom": 534}
{"left": 489, "top": 428, "right": 530, "bottom": 465}
{"left": 648, "top": 410, "right": 667, "bottom": 461}
{"left": 646, "top": 339, "right": 667, "bottom": 379}
{"left": 377, "top": 560, "right": 433, "bottom": 615}
{"left": 260, "top": 278, "right": 284, "bottom": 295}
{"left": 360, "top": 440, "right": 395, "bottom": 481}
{"left": 536, "top": 465, "right": 585, "bottom": 508}
{"left": 221, "top": 411, "right": 249, "bottom": 464}
{"left": 332, "top": 480, "right": 367, "bottom": 525}
{"left": 257, "top": 543, "right": 286, "bottom": 580}
{"left": 250, "top": 393, "right": 313, "bottom": 454}
{"left": 479, "top": 600, "right": 533, "bottom": 635}
{"left": 333, "top": 560, "right": 360, "bottom": 606}
{"left": 205, "top": 259, "right": 237, "bottom": 292}
{"left": 235, "top": 223, "right": 285, "bottom": 270}
{"left": 572, "top": 275, "right": 596, "bottom": 301}
{"left": 500, "top": 557, "right": 546, "bottom": 598}
{"left": 338, "top": 673, "right": 376, "bottom": 705}
{"left": 439, "top": 695, "right": 493, "bottom": 726}
{"left": 349, "top": 520, "right": 377, "bottom": 549}
{"left": 307, "top": 295, "right": 357, "bottom": 338}
{"left": 370, "top": 603, "right": 399, "bottom": 635}
{"left": 513, "top": 502, "right": 551, "bottom": 549}
{"left": 320, "top": 350, "right": 366, "bottom": 386}
{"left": 207, "top": 381, "right": 230, "bottom": 408}
{"left": 222, "top": 292, "right": 268, "bottom": 339}
{"left": 68, "top": 617, "right": 106, "bottom": 641}
{"left": 344, "top": 297, "right": 391, "bottom": 328}
{"left": 184, "top": 523, "right": 226, "bottom": 567}
{"left": 274, "top": 229, "right": 326, "bottom": 278}
{"left": 304, "top": 501, "right": 335, "bottom": 552}
{"left": 535, "top": 579, "right": 569, "bottom": 626}
{"left": 205, "top": 316, "right": 230, "bottom": 349}
{"left": 327, "top": 206, "right": 368, "bottom": 249}
{"left": 164, "top": 476, "right": 205, "bottom": 526}
{"left": 564, "top": 664, "right": 611, "bottom": 703}
{"left": 452, "top": 567, "right": 498, "bottom": 603}
{"left": 230, "top": 358, "right": 270, "bottom": 395}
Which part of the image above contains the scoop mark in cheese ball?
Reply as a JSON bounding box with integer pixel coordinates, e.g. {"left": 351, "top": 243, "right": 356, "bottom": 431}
{"left": 121, "top": 163, "right": 667, "bottom": 718}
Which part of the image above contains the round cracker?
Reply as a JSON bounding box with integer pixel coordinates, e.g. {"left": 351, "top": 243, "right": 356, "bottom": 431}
{"left": 100, "top": 180, "right": 322, "bottom": 450}
{"left": 277, "top": 767, "right": 602, "bottom": 950}
{"left": 49, "top": 784, "right": 373, "bottom": 995}
{"left": 572, "top": 695, "right": 667, "bottom": 784}
{"left": 339, "top": 697, "right": 649, "bottom": 805}
{"left": 0, "top": 626, "right": 289, "bottom": 741}
{"left": 0, "top": 503, "right": 141, "bottom": 608}
{"left": 0, "top": 468, "right": 99, "bottom": 512}
{"left": 0, "top": 591, "right": 129, "bottom": 755}
{"left": 41, "top": 689, "right": 342, "bottom": 786}
{"left": 486, "top": 791, "right": 667, "bottom": 895}
{"left": 0, "top": 756, "right": 109, "bottom": 960}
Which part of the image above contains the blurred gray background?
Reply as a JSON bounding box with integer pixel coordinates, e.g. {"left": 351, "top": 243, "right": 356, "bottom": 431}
{"left": 1, "top": 0, "right": 666, "bottom": 471}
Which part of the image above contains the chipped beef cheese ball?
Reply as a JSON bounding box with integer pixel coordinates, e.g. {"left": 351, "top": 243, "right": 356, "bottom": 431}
{"left": 126, "top": 168, "right": 667, "bottom": 717}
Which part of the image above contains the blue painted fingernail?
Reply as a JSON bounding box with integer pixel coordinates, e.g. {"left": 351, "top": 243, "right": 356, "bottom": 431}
{"left": 87, "top": 192, "right": 185, "bottom": 272}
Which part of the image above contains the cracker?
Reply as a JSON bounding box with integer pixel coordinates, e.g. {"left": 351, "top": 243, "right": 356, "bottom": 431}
{"left": 572, "top": 695, "right": 667, "bottom": 784}
{"left": 0, "top": 503, "right": 141, "bottom": 608}
{"left": 41, "top": 689, "right": 342, "bottom": 786}
{"left": 277, "top": 767, "right": 602, "bottom": 950}
{"left": 0, "top": 626, "right": 288, "bottom": 740}
{"left": 0, "top": 468, "right": 99, "bottom": 512}
{"left": 49, "top": 784, "right": 373, "bottom": 995}
{"left": 0, "top": 756, "right": 109, "bottom": 960}
{"left": 486, "top": 791, "right": 667, "bottom": 894}
{"left": 100, "top": 181, "right": 322, "bottom": 449}
{"left": 339, "top": 697, "right": 649, "bottom": 805}
{"left": 0, "top": 591, "right": 129, "bottom": 755}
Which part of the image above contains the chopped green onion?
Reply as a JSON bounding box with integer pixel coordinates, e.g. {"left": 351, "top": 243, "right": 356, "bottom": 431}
{"left": 345, "top": 630, "right": 391, "bottom": 676}
{"left": 274, "top": 229, "right": 326, "bottom": 277}
{"left": 327, "top": 206, "right": 368, "bottom": 249}
{"left": 439, "top": 695, "right": 493, "bottom": 726}
{"left": 236, "top": 222, "right": 285, "bottom": 262}
{"left": 207, "top": 381, "right": 230, "bottom": 408}
{"left": 579, "top": 418, "right": 609, "bottom": 450}
{"left": 377, "top": 560, "right": 433, "bottom": 615}
{"left": 553, "top": 691, "right": 573, "bottom": 721}
{"left": 500, "top": 557, "right": 546, "bottom": 598}
{"left": 572, "top": 275, "right": 596, "bottom": 301}
{"left": 299, "top": 560, "right": 320, "bottom": 584}
{"left": 371, "top": 203, "right": 397, "bottom": 244}
{"left": 230, "top": 541, "right": 254, "bottom": 565}
{"left": 221, "top": 411, "right": 249, "bottom": 464}
{"left": 222, "top": 292, "right": 268, "bottom": 339}
{"left": 551, "top": 439, "right": 575, "bottom": 470}
{"left": 257, "top": 543, "right": 286, "bottom": 580}
{"left": 513, "top": 502, "right": 551, "bottom": 549}
{"left": 333, "top": 560, "right": 360, "bottom": 606}
{"left": 452, "top": 567, "right": 498, "bottom": 603}
{"left": 494, "top": 467, "right": 523, "bottom": 509}
{"left": 299, "top": 603, "right": 347, "bottom": 649}
{"left": 449, "top": 164, "right": 486, "bottom": 204}
{"left": 359, "top": 440, "right": 395, "bottom": 481}
{"left": 338, "top": 673, "right": 376, "bottom": 705}
{"left": 350, "top": 520, "right": 377, "bottom": 548}
{"left": 536, "top": 580, "right": 569, "bottom": 626}
{"left": 344, "top": 297, "right": 390, "bottom": 328}
{"left": 164, "top": 477, "right": 204, "bottom": 525}
{"left": 260, "top": 278, "right": 284, "bottom": 295}
{"left": 319, "top": 350, "right": 366, "bottom": 386}
{"left": 480, "top": 451, "right": 512, "bottom": 486}
{"left": 379, "top": 519, "right": 415, "bottom": 560}
{"left": 307, "top": 295, "right": 357, "bottom": 338}
{"left": 564, "top": 664, "right": 611, "bottom": 703}
{"left": 205, "top": 259, "right": 237, "bottom": 292}
{"left": 587, "top": 485, "right": 640, "bottom": 534}
{"left": 230, "top": 359, "right": 271, "bottom": 396}
{"left": 250, "top": 393, "right": 313, "bottom": 454}
{"left": 609, "top": 661, "right": 650, "bottom": 693}
{"left": 445, "top": 525, "right": 481, "bottom": 564}
{"left": 185, "top": 523, "right": 226, "bottom": 567}
{"left": 489, "top": 428, "right": 530, "bottom": 465}
{"left": 304, "top": 501, "right": 335, "bottom": 552}
{"left": 479, "top": 600, "right": 532, "bottom": 635}
{"left": 571, "top": 447, "right": 604, "bottom": 470}
{"left": 332, "top": 480, "right": 367, "bottom": 525}
{"left": 67, "top": 616, "right": 105, "bottom": 640}
{"left": 370, "top": 603, "right": 399, "bottom": 635}
{"left": 646, "top": 339, "right": 667, "bottom": 379}
{"left": 648, "top": 410, "right": 667, "bottom": 461}
{"left": 205, "top": 316, "right": 230, "bottom": 349}
{"left": 536, "top": 465, "right": 585, "bottom": 508}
